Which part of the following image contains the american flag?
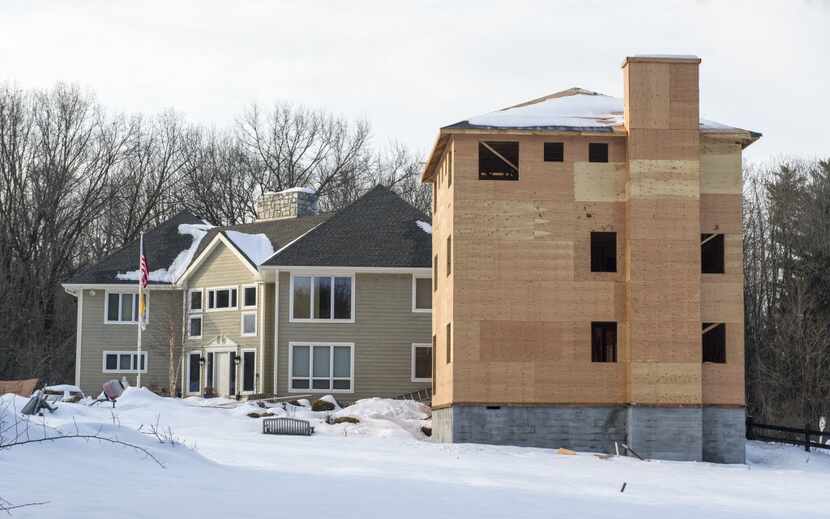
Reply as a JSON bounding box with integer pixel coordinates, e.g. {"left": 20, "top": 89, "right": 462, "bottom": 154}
{"left": 138, "top": 233, "right": 148, "bottom": 330}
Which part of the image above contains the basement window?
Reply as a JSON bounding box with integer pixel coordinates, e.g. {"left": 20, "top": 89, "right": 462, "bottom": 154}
{"left": 590, "top": 232, "right": 617, "bottom": 273}
{"left": 702, "top": 323, "right": 726, "bottom": 363}
{"left": 544, "top": 142, "right": 564, "bottom": 162}
{"left": 479, "top": 141, "right": 519, "bottom": 180}
{"left": 701, "top": 234, "right": 725, "bottom": 274}
{"left": 589, "top": 143, "right": 609, "bottom": 163}
{"left": 591, "top": 322, "right": 617, "bottom": 363}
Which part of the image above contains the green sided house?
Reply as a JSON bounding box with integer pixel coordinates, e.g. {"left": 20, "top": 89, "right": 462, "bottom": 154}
{"left": 62, "top": 187, "right": 434, "bottom": 401}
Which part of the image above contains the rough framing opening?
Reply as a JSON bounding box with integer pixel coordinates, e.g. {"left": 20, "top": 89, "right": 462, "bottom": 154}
{"left": 591, "top": 322, "right": 617, "bottom": 362}
{"left": 479, "top": 141, "right": 519, "bottom": 180}
{"left": 701, "top": 234, "right": 725, "bottom": 273}
{"left": 702, "top": 323, "right": 726, "bottom": 363}
{"left": 591, "top": 232, "right": 617, "bottom": 272}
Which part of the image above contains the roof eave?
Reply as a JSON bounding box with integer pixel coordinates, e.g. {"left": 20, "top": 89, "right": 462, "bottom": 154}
{"left": 701, "top": 129, "right": 762, "bottom": 149}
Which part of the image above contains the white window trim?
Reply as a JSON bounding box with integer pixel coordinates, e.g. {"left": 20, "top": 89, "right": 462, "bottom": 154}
{"left": 188, "top": 288, "right": 204, "bottom": 314}
{"left": 104, "top": 290, "right": 149, "bottom": 325}
{"left": 188, "top": 315, "right": 203, "bottom": 340}
{"left": 411, "top": 343, "right": 432, "bottom": 383}
{"left": 411, "top": 274, "right": 432, "bottom": 313}
{"left": 186, "top": 351, "right": 202, "bottom": 395}
{"left": 288, "top": 342, "right": 354, "bottom": 394}
{"left": 241, "top": 283, "right": 258, "bottom": 310}
{"left": 240, "top": 348, "right": 257, "bottom": 395}
{"left": 288, "top": 273, "right": 355, "bottom": 323}
{"left": 240, "top": 311, "right": 257, "bottom": 337}
{"left": 205, "top": 286, "right": 239, "bottom": 312}
{"left": 102, "top": 351, "right": 148, "bottom": 374}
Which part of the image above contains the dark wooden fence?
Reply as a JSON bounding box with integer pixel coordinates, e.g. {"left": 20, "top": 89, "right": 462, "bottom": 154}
{"left": 746, "top": 416, "right": 829, "bottom": 452}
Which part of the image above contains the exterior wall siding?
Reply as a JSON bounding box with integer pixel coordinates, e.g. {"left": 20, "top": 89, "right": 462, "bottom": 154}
{"left": 185, "top": 243, "right": 261, "bottom": 395}
{"left": 276, "top": 271, "right": 432, "bottom": 402}
{"left": 78, "top": 288, "right": 182, "bottom": 396}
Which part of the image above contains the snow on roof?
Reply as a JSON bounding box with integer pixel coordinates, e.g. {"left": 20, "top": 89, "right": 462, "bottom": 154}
{"left": 460, "top": 87, "right": 744, "bottom": 133}
{"left": 116, "top": 223, "right": 213, "bottom": 283}
{"left": 416, "top": 220, "right": 432, "bottom": 234}
{"left": 225, "top": 230, "right": 275, "bottom": 265}
{"left": 264, "top": 187, "right": 317, "bottom": 196}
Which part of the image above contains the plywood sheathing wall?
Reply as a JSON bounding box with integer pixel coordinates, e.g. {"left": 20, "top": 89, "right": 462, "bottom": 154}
{"left": 624, "top": 60, "right": 703, "bottom": 405}
{"left": 448, "top": 134, "right": 627, "bottom": 405}
{"left": 433, "top": 62, "right": 745, "bottom": 409}
{"left": 431, "top": 140, "right": 455, "bottom": 408}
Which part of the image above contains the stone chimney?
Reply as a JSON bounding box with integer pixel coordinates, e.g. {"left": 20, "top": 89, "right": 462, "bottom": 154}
{"left": 255, "top": 188, "right": 318, "bottom": 221}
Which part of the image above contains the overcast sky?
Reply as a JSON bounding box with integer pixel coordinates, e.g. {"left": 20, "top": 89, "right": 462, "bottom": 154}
{"left": 1, "top": 1, "right": 828, "bottom": 164}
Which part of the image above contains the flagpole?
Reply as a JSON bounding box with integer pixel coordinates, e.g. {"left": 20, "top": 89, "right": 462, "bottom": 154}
{"left": 137, "top": 232, "right": 143, "bottom": 388}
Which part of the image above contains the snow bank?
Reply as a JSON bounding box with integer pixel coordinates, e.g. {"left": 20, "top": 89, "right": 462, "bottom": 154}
{"left": 116, "top": 223, "right": 213, "bottom": 283}
{"left": 416, "top": 220, "right": 432, "bottom": 234}
{"left": 335, "top": 398, "right": 429, "bottom": 421}
{"left": 225, "top": 230, "right": 275, "bottom": 265}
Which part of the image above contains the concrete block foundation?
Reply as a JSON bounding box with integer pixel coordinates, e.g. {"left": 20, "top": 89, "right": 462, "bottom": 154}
{"left": 433, "top": 404, "right": 746, "bottom": 463}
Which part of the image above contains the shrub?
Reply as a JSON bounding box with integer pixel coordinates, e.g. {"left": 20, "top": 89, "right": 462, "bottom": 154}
{"left": 421, "top": 426, "right": 432, "bottom": 437}
{"left": 246, "top": 411, "right": 274, "bottom": 419}
{"left": 332, "top": 416, "right": 359, "bottom": 424}
{"left": 311, "top": 399, "right": 335, "bottom": 412}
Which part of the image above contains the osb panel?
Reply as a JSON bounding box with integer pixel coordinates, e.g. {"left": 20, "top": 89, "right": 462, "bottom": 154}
{"left": 668, "top": 62, "right": 699, "bottom": 130}
{"left": 627, "top": 238, "right": 700, "bottom": 280}
{"left": 453, "top": 280, "right": 623, "bottom": 324}
{"left": 700, "top": 194, "right": 741, "bottom": 234}
{"left": 700, "top": 141, "right": 741, "bottom": 194}
{"left": 627, "top": 319, "right": 701, "bottom": 363}
{"left": 624, "top": 62, "right": 671, "bottom": 129}
{"left": 454, "top": 359, "right": 627, "bottom": 404}
{"left": 627, "top": 199, "right": 701, "bottom": 240}
{"left": 702, "top": 324, "right": 745, "bottom": 405}
{"left": 628, "top": 129, "right": 699, "bottom": 161}
{"left": 700, "top": 282, "right": 743, "bottom": 323}
{"left": 628, "top": 160, "right": 700, "bottom": 199}
{"left": 574, "top": 161, "right": 627, "bottom": 201}
{"left": 628, "top": 362, "right": 702, "bottom": 404}
{"left": 479, "top": 320, "right": 575, "bottom": 362}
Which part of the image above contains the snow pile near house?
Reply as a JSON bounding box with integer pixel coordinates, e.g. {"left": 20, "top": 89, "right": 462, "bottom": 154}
{"left": 416, "top": 220, "right": 432, "bottom": 234}
{"left": 225, "top": 230, "right": 275, "bottom": 265}
{"left": 466, "top": 89, "right": 742, "bottom": 132}
{"left": 116, "top": 222, "right": 214, "bottom": 283}
{"left": 335, "top": 397, "right": 429, "bottom": 421}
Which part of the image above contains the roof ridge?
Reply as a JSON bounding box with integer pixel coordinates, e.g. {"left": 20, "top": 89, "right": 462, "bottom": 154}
{"left": 501, "top": 87, "right": 607, "bottom": 111}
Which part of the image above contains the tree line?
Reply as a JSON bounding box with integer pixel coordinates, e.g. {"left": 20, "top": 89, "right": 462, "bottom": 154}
{"left": 743, "top": 159, "right": 830, "bottom": 426}
{"left": 0, "top": 82, "right": 429, "bottom": 385}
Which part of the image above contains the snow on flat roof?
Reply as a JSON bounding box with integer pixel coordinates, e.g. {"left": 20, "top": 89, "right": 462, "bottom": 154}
{"left": 225, "top": 230, "right": 275, "bottom": 265}
{"left": 116, "top": 223, "right": 214, "bottom": 284}
{"left": 463, "top": 88, "right": 743, "bottom": 132}
{"left": 631, "top": 54, "right": 700, "bottom": 60}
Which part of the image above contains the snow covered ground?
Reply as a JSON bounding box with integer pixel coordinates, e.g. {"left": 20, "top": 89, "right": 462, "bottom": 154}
{"left": 2, "top": 388, "right": 829, "bottom": 518}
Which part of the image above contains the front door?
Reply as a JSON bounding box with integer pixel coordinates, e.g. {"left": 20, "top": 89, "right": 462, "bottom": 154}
{"left": 216, "top": 353, "right": 230, "bottom": 396}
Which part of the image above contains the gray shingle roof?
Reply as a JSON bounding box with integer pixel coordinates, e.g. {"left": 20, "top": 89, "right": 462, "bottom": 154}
{"left": 65, "top": 211, "right": 207, "bottom": 285}
{"left": 263, "top": 186, "right": 432, "bottom": 268}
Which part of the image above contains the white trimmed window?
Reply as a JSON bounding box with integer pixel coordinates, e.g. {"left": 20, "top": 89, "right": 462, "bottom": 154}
{"left": 188, "top": 316, "right": 202, "bottom": 339}
{"left": 411, "top": 343, "right": 432, "bottom": 382}
{"left": 290, "top": 275, "right": 354, "bottom": 321}
{"left": 188, "top": 289, "right": 203, "bottom": 339}
{"left": 289, "top": 343, "right": 353, "bottom": 393}
{"left": 242, "top": 284, "right": 257, "bottom": 309}
{"left": 103, "top": 351, "right": 147, "bottom": 373}
{"left": 105, "top": 292, "right": 148, "bottom": 324}
{"left": 206, "top": 287, "right": 238, "bottom": 311}
{"left": 241, "top": 312, "right": 257, "bottom": 337}
{"left": 412, "top": 275, "right": 432, "bottom": 312}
